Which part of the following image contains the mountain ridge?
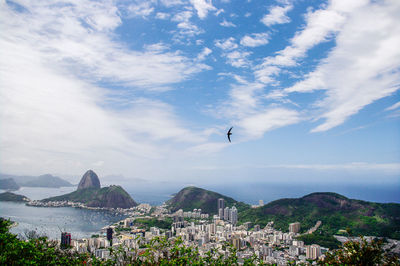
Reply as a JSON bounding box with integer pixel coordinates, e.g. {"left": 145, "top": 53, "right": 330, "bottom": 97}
{"left": 240, "top": 191, "right": 400, "bottom": 239}
{"left": 0, "top": 173, "right": 73, "bottom": 188}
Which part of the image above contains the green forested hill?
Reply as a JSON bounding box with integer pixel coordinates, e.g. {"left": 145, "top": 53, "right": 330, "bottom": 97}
{"left": 0, "top": 192, "right": 29, "bottom": 202}
{"left": 42, "top": 185, "right": 137, "bottom": 209}
{"left": 166, "top": 186, "right": 250, "bottom": 214}
{"left": 239, "top": 192, "right": 400, "bottom": 239}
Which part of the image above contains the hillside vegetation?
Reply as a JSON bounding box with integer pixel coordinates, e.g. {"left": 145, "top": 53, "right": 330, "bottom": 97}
{"left": 42, "top": 185, "right": 137, "bottom": 209}
{"left": 0, "top": 192, "right": 28, "bottom": 202}
{"left": 167, "top": 186, "right": 250, "bottom": 214}
{"left": 239, "top": 192, "right": 400, "bottom": 239}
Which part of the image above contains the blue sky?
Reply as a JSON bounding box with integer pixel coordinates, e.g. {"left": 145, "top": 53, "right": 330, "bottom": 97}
{"left": 0, "top": 0, "right": 399, "bottom": 187}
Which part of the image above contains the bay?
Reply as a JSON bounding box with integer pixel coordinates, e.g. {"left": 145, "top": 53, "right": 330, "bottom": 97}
{"left": 0, "top": 186, "right": 127, "bottom": 240}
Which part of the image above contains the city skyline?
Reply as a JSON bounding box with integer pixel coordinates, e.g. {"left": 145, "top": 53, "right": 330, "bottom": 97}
{"left": 0, "top": 0, "right": 399, "bottom": 187}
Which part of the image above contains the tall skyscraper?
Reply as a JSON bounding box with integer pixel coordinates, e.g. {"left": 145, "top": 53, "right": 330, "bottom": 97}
{"left": 230, "top": 206, "right": 238, "bottom": 225}
{"left": 218, "top": 198, "right": 225, "bottom": 219}
{"left": 107, "top": 227, "right": 113, "bottom": 242}
{"left": 218, "top": 198, "right": 224, "bottom": 210}
{"left": 218, "top": 208, "right": 224, "bottom": 220}
{"left": 224, "top": 207, "right": 230, "bottom": 221}
{"left": 61, "top": 232, "right": 71, "bottom": 249}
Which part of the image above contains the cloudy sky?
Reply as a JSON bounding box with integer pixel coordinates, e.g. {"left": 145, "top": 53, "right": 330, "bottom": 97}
{"left": 1, "top": 0, "right": 399, "bottom": 186}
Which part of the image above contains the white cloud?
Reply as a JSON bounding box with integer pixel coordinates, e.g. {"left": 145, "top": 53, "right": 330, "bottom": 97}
{"left": 160, "top": 0, "right": 184, "bottom": 7}
{"left": 172, "top": 11, "right": 204, "bottom": 37}
{"left": 215, "top": 37, "right": 238, "bottom": 50}
{"left": 256, "top": 0, "right": 367, "bottom": 84}
{"left": 197, "top": 47, "right": 212, "bottom": 61}
{"left": 226, "top": 50, "right": 251, "bottom": 68}
{"left": 0, "top": 0, "right": 212, "bottom": 176}
{"left": 238, "top": 108, "right": 301, "bottom": 138}
{"left": 240, "top": 33, "right": 269, "bottom": 47}
{"left": 126, "top": 1, "right": 155, "bottom": 18}
{"left": 220, "top": 19, "right": 236, "bottom": 27}
{"left": 385, "top": 101, "right": 400, "bottom": 111}
{"left": 156, "top": 12, "right": 170, "bottom": 20}
{"left": 190, "top": 0, "right": 217, "bottom": 19}
{"left": 284, "top": 0, "right": 400, "bottom": 132}
{"left": 261, "top": 4, "right": 293, "bottom": 27}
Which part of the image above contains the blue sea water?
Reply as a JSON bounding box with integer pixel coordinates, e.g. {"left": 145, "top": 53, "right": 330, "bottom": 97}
{"left": 0, "top": 187, "right": 127, "bottom": 239}
{"left": 1, "top": 182, "right": 398, "bottom": 239}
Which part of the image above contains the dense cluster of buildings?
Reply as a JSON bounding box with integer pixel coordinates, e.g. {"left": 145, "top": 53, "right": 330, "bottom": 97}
{"left": 56, "top": 199, "right": 339, "bottom": 264}
{"left": 217, "top": 198, "right": 238, "bottom": 225}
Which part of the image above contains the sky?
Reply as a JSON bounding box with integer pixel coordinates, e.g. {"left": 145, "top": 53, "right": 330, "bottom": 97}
{"left": 1, "top": 0, "right": 399, "bottom": 188}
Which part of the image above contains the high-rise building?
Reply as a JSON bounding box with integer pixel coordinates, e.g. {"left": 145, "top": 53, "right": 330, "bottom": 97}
{"left": 224, "top": 207, "right": 230, "bottom": 221}
{"left": 218, "top": 208, "right": 224, "bottom": 220}
{"left": 259, "top": 200, "right": 264, "bottom": 206}
{"left": 306, "top": 244, "right": 321, "bottom": 260}
{"left": 61, "top": 232, "right": 71, "bottom": 249}
{"left": 218, "top": 198, "right": 224, "bottom": 210}
{"left": 230, "top": 206, "right": 238, "bottom": 225}
{"left": 218, "top": 198, "right": 225, "bottom": 219}
{"left": 106, "top": 227, "right": 113, "bottom": 241}
{"left": 289, "top": 222, "right": 301, "bottom": 233}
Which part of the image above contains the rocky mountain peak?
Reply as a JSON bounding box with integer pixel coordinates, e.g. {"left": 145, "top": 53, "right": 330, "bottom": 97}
{"left": 77, "top": 170, "right": 100, "bottom": 190}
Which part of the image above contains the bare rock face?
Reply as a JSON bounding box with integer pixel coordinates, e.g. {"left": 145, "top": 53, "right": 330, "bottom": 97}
{"left": 77, "top": 170, "right": 101, "bottom": 190}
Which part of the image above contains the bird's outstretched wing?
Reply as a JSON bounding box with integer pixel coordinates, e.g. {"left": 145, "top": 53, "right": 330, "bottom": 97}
{"left": 227, "top": 127, "right": 233, "bottom": 142}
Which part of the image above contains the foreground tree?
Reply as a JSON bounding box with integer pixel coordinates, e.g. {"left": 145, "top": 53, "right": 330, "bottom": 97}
{"left": 319, "top": 237, "right": 399, "bottom": 265}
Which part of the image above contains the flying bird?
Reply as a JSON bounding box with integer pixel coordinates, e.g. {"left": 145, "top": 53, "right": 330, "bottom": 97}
{"left": 227, "top": 127, "right": 233, "bottom": 142}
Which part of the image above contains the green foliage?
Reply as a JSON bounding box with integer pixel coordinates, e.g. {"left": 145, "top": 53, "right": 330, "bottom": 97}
{"left": 42, "top": 185, "right": 137, "bottom": 208}
{"left": 133, "top": 217, "right": 173, "bottom": 230}
{"left": 0, "top": 192, "right": 28, "bottom": 202}
{"left": 296, "top": 231, "right": 341, "bottom": 249}
{"left": 239, "top": 192, "right": 400, "bottom": 240}
{"left": 167, "top": 186, "right": 250, "bottom": 214}
{"left": 319, "top": 237, "right": 400, "bottom": 265}
{"left": 0, "top": 218, "right": 90, "bottom": 265}
{"left": 2, "top": 217, "right": 398, "bottom": 265}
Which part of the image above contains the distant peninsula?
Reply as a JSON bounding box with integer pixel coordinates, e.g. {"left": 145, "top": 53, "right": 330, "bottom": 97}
{"left": 41, "top": 170, "right": 137, "bottom": 209}
{"left": 0, "top": 192, "right": 29, "bottom": 202}
{"left": 0, "top": 173, "right": 73, "bottom": 188}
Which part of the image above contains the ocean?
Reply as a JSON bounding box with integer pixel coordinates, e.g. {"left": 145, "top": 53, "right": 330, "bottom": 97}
{"left": 1, "top": 182, "right": 398, "bottom": 239}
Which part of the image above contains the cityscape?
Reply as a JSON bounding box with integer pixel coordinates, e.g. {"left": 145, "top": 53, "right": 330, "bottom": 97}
{"left": 53, "top": 198, "right": 398, "bottom": 264}
{"left": 1, "top": 0, "right": 399, "bottom": 264}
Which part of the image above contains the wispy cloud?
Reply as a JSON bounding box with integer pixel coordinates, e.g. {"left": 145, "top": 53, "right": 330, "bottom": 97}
{"left": 0, "top": 0, "right": 211, "bottom": 176}
{"left": 220, "top": 19, "right": 236, "bottom": 27}
{"left": 126, "top": 1, "right": 155, "bottom": 18}
{"left": 172, "top": 10, "right": 204, "bottom": 38}
{"left": 385, "top": 101, "right": 400, "bottom": 111}
{"left": 285, "top": 0, "right": 400, "bottom": 132}
{"left": 190, "top": 0, "right": 217, "bottom": 19}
